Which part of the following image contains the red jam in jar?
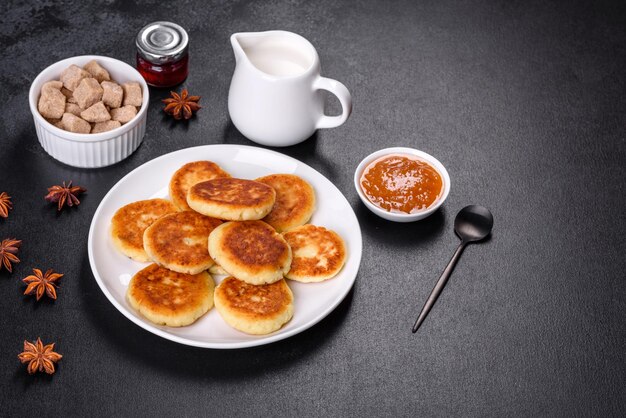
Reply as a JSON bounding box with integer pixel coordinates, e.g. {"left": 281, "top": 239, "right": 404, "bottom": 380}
{"left": 136, "top": 21, "right": 189, "bottom": 88}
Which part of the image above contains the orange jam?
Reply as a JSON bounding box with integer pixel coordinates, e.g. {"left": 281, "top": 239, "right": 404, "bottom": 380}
{"left": 360, "top": 154, "right": 443, "bottom": 214}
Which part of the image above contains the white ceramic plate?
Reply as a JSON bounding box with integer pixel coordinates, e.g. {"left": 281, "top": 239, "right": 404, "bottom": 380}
{"left": 88, "top": 145, "right": 362, "bottom": 349}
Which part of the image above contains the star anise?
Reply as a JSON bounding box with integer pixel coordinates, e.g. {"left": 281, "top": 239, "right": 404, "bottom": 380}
{"left": 18, "top": 338, "right": 63, "bottom": 375}
{"left": 162, "top": 89, "right": 201, "bottom": 120}
{"left": 0, "top": 192, "right": 12, "bottom": 218}
{"left": 45, "top": 181, "right": 86, "bottom": 211}
{"left": 23, "top": 268, "right": 63, "bottom": 300}
{"left": 0, "top": 238, "right": 21, "bottom": 272}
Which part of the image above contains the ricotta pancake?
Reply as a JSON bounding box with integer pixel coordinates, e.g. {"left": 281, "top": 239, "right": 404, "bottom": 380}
{"left": 208, "top": 220, "right": 292, "bottom": 285}
{"left": 256, "top": 174, "right": 315, "bottom": 232}
{"left": 143, "top": 211, "right": 222, "bottom": 274}
{"left": 127, "top": 264, "right": 214, "bottom": 327}
{"left": 169, "top": 161, "right": 231, "bottom": 211}
{"left": 187, "top": 178, "right": 276, "bottom": 221}
{"left": 209, "top": 263, "right": 228, "bottom": 275}
{"left": 111, "top": 199, "right": 178, "bottom": 262}
{"left": 214, "top": 276, "right": 294, "bottom": 335}
{"left": 282, "top": 225, "right": 347, "bottom": 283}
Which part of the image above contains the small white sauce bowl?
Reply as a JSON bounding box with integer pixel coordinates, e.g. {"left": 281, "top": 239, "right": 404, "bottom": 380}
{"left": 28, "top": 55, "right": 149, "bottom": 168}
{"left": 354, "top": 147, "right": 451, "bottom": 222}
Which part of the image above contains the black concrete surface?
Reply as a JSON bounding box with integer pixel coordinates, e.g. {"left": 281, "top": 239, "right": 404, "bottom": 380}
{"left": 0, "top": 0, "right": 624, "bottom": 416}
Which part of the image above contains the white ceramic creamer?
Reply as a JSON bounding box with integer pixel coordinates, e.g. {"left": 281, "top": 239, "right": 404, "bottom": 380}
{"left": 228, "top": 31, "right": 352, "bottom": 147}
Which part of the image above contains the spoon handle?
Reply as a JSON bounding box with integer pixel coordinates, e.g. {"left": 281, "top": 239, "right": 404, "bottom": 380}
{"left": 412, "top": 242, "right": 467, "bottom": 333}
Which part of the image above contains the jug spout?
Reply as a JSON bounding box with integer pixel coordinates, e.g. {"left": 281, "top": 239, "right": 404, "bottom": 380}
{"left": 230, "top": 32, "right": 264, "bottom": 63}
{"left": 230, "top": 33, "right": 245, "bottom": 63}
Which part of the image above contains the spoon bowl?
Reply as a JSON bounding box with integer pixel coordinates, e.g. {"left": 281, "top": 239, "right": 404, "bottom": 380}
{"left": 454, "top": 205, "right": 494, "bottom": 243}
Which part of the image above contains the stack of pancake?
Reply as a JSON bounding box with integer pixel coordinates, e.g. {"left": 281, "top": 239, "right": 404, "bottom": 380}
{"left": 110, "top": 161, "right": 347, "bottom": 335}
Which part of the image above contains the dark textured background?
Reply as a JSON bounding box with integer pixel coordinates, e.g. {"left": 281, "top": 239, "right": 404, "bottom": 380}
{"left": 0, "top": 0, "right": 625, "bottom": 416}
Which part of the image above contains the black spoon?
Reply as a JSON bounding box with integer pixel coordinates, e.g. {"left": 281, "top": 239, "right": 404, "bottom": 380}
{"left": 412, "top": 205, "right": 494, "bottom": 333}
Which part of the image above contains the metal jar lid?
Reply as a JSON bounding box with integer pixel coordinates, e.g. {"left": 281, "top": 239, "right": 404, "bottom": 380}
{"left": 136, "top": 21, "right": 189, "bottom": 64}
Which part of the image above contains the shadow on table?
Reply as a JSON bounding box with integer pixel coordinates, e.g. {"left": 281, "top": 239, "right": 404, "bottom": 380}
{"left": 6, "top": 123, "right": 145, "bottom": 196}
{"left": 220, "top": 121, "right": 339, "bottom": 180}
{"left": 78, "top": 254, "right": 354, "bottom": 381}
{"left": 354, "top": 202, "right": 448, "bottom": 248}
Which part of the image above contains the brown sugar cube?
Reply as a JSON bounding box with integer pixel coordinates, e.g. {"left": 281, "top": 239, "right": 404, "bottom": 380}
{"left": 110, "top": 105, "right": 137, "bottom": 124}
{"left": 60, "top": 87, "right": 72, "bottom": 98}
{"left": 60, "top": 87, "right": 77, "bottom": 103}
{"left": 80, "top": 101, "right": 111, "bottom": 123}
{"left": 83, "top": 60, "right": 111, "bottom": 83}
{"left": 91, "top": 120, "right": 121, "bottom": 133}
{"left": 101, "top": 81, "right": 123, "bottom": 108}
{"left": 44, "top": 117, "right": 59, "bottom": 124}
{"left": 73, "top": 78, "right": 103, "bottom": 109}
{"left": 61, "top": 87, "right": 76, "bottom": 104}
{"left": 38, "top": 88, "right": 66, "bottom": 119}
{"left": 60, "top": 64, "right": 90, "bottom": 91}
{"left": 45, "top": 117, "right": 64, "bottom": 129}
{"left": 122, "top": 82, "right": 142, "bottom": 107}
{"left": 61, "top": 113, "right": 91, "bottom": 134}
{"left": 65, "top": 103, "right": 82, "bottom": 117}
{"left": 42, "top": 80, "right": 63, "bottom": 93}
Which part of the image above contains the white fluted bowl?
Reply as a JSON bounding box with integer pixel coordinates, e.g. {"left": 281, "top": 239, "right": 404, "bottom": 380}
{"left": 29, "top": 55, "right": 149, "bottom": 168}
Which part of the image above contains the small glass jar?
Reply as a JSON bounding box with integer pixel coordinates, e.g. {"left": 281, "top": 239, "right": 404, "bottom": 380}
{"left": 135, "top": 21, "right": 189, "bottom": 88}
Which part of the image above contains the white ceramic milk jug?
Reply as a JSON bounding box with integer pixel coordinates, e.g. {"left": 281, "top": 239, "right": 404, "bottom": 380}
{"left": 228, "top": 31, "right": 352, "bottom": 147}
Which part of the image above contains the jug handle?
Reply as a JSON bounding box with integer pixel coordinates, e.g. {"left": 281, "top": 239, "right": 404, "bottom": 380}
{"left": 314, "top": 77, "right": 352, "bottom": 129}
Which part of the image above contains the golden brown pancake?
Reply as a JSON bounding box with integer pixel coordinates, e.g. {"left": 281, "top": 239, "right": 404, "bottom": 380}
{"left": 256, "top": 174, "right": 316, "bottom": 232}
{"left": 214, "top": 276, "right": 294, "bottom": 335}
{"left": 111, "top": 199, "right": 178, "bottom": 262}
{"left": 127, "top": 263, "right": 214, "bottom": 327}
{"left": 209, "top": 263, "right": 228, "bottom": 275}
{"left": 282, "top": 225, "right": 347, "bottom": 282}
{"left": 169, "top": 161, "right": 231, "bottom": 210}
{"left": 208, "top": 220, "right": 292, "bottom": 285}
{"left": 143, "top": 211, "right": 222, "bottom": 274}
{"left": 187, "top": 178, "right": 276, "bottom": 221}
